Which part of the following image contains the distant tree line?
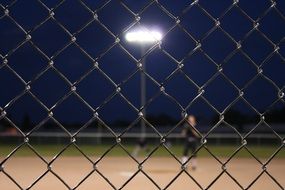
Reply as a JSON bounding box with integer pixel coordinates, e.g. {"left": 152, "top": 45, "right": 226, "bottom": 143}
{"left": 0, "top": 107, "right": 285, "bottom": 132}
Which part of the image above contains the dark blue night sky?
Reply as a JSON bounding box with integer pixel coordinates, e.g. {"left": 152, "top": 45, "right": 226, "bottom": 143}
{"left": 0, "top": 0, "right": 285, "bottom": 129}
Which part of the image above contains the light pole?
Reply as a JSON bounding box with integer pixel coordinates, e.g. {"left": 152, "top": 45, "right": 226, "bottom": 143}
{"left": 125, "top": 29, "right": 162, "bottom": 139}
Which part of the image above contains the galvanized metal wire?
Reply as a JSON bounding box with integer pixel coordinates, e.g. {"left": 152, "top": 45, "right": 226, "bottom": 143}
{"left": 0, "top": 0, "right": 284, "bottom": 189}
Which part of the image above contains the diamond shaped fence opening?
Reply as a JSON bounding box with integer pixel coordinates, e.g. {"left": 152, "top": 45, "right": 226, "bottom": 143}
{"left": 0, "top": 1, "right": 284, "bottom": 190}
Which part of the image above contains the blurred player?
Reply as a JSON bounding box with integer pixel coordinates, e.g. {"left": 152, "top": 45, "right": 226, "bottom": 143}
{"left": 132, "top": 137, "right": 149, "bottom": 157}
{"left": 181, "top": 115, "right": 199, "bottom": 170}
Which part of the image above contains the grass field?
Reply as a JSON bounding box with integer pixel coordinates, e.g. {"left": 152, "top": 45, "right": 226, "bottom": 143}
{"left": 1, "top": 143, "right": 284, "bottom": 158}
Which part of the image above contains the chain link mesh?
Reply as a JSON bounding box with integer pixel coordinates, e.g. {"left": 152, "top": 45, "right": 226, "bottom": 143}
{"left": 0, "top": 0, "right": 285, "bottom": 189}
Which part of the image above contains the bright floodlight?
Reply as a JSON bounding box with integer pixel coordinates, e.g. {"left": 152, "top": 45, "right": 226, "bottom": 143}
{"left": 125, "top": 30, "right": 162, "bottom": 43}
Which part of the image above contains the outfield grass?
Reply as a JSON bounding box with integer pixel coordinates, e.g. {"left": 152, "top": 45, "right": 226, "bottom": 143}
{"left": 0, "top": 143, "right": 284, "bottom": 158}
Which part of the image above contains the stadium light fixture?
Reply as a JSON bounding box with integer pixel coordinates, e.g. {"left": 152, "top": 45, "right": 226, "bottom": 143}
{"left": 125, "top": 28, "right": 162, "bottom": 140}
{"left": 125, "top": 30, "right": 162, "bottom": 43}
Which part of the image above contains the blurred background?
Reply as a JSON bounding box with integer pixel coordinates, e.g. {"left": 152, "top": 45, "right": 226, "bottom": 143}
{"left": 0, "top": 0, "right": 285, "bottom": 153}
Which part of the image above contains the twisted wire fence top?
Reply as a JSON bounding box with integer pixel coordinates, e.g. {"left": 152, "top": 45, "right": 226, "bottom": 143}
{"left": 0, "top": 0, "right": 285, "bottom": 190}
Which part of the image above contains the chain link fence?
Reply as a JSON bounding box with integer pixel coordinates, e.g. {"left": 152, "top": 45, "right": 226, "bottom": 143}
{"left": 0, "top": 0, "right": 285, "bottom": 189}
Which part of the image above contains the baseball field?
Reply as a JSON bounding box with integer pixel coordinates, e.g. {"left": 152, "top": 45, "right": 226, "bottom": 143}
{"left": 0, "top": 144, "right": 284, "bottom": 190}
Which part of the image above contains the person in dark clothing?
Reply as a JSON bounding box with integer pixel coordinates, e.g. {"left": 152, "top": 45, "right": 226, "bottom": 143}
{"left": 181, "top": 115, "right": 199, "bottom": 170}
{"left": 132, "top": 137, "right": 149, "bottom": 157}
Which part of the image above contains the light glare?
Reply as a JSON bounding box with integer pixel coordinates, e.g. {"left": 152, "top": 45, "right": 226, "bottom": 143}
{"left": 126, "top": 30, "right": 162, "bottom": 43}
